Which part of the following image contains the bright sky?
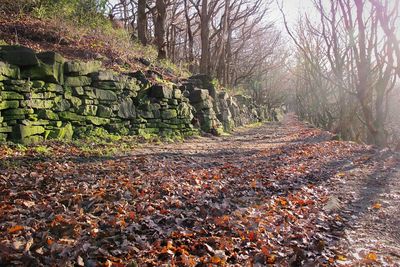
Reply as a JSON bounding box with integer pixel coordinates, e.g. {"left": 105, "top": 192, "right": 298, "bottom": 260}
{"left": 270, "top": 0, "right": 316, "bottom": 28}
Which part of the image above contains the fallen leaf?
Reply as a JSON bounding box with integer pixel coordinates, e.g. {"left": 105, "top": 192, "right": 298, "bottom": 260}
{"left": 8, "top": 225, "right": 24, "bottom": 234}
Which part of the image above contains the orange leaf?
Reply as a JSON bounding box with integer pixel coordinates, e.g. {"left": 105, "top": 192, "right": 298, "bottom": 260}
{"left": 46, "top": 238, "right": 54, "bottom": 245}
{"left": 337, "top": 255, "right": 347, "bottom": 261}
{"left": 248, "top": 231, "right": 257, "bottom": 241}
{"left": 366, "top": 252, "right": 377, "bottom": 261}
{"left": 8, "top": 225, "right": 24, "bottom": 234}
{"left": 372, "top": 203, "right": 381, "bottom": 209}
{"left": 266, "top": 255, "right": 276, "bottom": 264}
{"left": 210, "top": 256, "right": 221, "bottom": 264}
{"left": 261, "top": 246, "right": 270, "bottom": 256}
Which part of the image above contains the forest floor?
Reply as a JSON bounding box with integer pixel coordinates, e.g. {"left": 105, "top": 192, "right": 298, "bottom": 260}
{"left": 1, "top": 114, "right": 400, "bottom": 266}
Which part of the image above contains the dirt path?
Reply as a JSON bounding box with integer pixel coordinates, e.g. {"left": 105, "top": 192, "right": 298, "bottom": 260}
{"left": 0, "top": 115, "right": 399, "bottom": 266}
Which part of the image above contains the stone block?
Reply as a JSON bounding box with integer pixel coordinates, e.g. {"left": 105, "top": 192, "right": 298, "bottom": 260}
{"left": 150, "top": 84, "right": 173, "bottom": 99}
{"left": 44, "top": 83, "right": 63, "bottom": 92}
{"left": 59, "top": 112, "right": 85, "bottom": 122}
{"left": 0, "top": 61, "right": 20, "bottom": 79}
{"left": 1, "top": 91, "right": 24, "bottom": 100}
{"left": 64, "top": 60, "right": 102, "bottom": 75}
{"left": 21, "top": 99, "right": 54, "bottom": 109}
{"left": 18, "top": 125, "right": 45, "bottom": 138}
{"left": 21, "top": 119, "right": 50, "bottom": 126}
{"left": 84, "top": 87, "right": 97, "bottom": 99}
{"left": 92, "top": 81, "right": 124, "bottom": 90}
{"left": 32, "top": 80, "right": 45, "bottom": 88}
{"left": 161, "top": 109, "right": 178, "bottom": 120}
{"left": 54, "top": 98, "right": 71, "bottom": 112}
{"left": 90, "top": 70, "right": 114, "bottom": 81}
{"left": 37, "top": 109, "right": 59, "bottom": 120}
{"left": 21, "top": 135, "right": 44, "bottom": 145}
{"left": 97, "top": 105, "right": 113, "bottom": 118}
{"left": 29, "top": 92, "right": 56, "bottom": 99}
{"left": 65, "top": 76, "right": 92, "bottom": 87}
{"left": 3, "top": 108, "right": 33, "bottom": 116}
{"left": 95, "top": 89, "right": 117, "bottom": 101}
{"left": 79, "top": 105, "right": 98, "bottom": 116}
{"left": 189, "top": 89, "right": 209, "bottom": 103}
{"left": 46, "top": 123, "right": 73, "bottom": 140}
{"left": 118, "top": 98, "right": 136, "bottom": 119}
{"left": 0, "top": 126, "right": 12, "bottom": 133}
{"left": 72, "top": 86, "right": 84, "bottom": 95}
{"left": 86, "top": 116, "right": 110, "bottom": 126}
{"left": 0, "top": 100, "right": 19, "bottom": 110}
{"left": 22, "top": 51, "right": 64, "bottom": 84}
{"left": 173, "top": 89, "right": 182, "bottom": 99}
{"left": 0, "top": 46, "right": 39, "bottom": 66}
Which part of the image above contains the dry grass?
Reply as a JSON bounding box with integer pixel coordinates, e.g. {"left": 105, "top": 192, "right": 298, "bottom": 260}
{"left": 0, "top": 13, "right": 188, "bottom": 80}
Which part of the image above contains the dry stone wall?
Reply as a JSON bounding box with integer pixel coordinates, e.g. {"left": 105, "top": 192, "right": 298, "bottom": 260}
{"left": 181, "top": 75, "right": 269, "bottom": 132}
{"left": 0, "top": 46, "right": 269, "bottom": 144}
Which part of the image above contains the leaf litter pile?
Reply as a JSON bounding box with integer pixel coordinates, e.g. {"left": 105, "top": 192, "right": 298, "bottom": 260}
{"left": 1, "top": 115, "right": 400, "bottom": 266}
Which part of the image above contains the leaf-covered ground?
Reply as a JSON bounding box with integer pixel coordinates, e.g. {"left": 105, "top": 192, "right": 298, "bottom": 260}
{"left": 1, "top": 115, "right": 399, "bottom": 266}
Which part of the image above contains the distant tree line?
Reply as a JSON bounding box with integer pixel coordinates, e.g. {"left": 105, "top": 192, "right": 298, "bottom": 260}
{"left": 281, "top": 0, "right": 400, "bottom": 147}
{"left": 104, "top": 0, "right": 285, "bottom": 91}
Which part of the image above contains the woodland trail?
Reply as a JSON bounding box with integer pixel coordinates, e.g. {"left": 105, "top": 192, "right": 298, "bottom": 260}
{"left": 1, "top": 114, "right": 400, "bottom": 266}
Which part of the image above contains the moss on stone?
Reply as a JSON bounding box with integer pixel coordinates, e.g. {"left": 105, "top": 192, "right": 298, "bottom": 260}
{"left": 0, "top": 100, "right": 19, "bottom": 110}
{"left": 64, "top": 76, "right": 92, "bottom": 87}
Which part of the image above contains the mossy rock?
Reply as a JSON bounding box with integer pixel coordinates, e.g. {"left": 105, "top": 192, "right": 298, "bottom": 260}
{"left": 32, "top": 80, "right": 45, "bottom": 88}
{"left": 43, "top": 83, "right": 63, "bottom": 92}
{"left": 37, "top": 109, "right": 59, "bottom": 120}
{"left": 29, "top": 92, "right": 56, "bottom": 99}
{"left": 3, "top": 108, "right": 34, "bottom": 116}
{"left": 0, "top": 100, "right": 19, "bottom": 110}
{"left": 161, "top": 109, "right": 178, "bottom": 120}
{"left": 150, "top": 84, "right": 173, "bottom": 99}
{"left": 65, "top": 76, "right": 92, "bottom": 87}
{"left": 54, "top": 98, "right": 71, "bottom": 112}
{"left": 95, "top": 89, "right": 117, "bottom": 101}
{"left": 189, "top": 89, "right": 209, "bottom": 103}
{"left": 17, "top": 125, "right": 45, "bottom": 138}
{"left": 86, "top": 116, "right": 110, "bottom": 126}
{"left": 0, "top": 126, "right": 12, "bottom": 133}
{"left": 79, "top": 105, "right": 98, "bottom": 116}
{"left": 21, "top": 135, "right": 44, "bottom": 145}
{"left": 64, "top": 61, "right": 102, "bottom": 75}
{"left": 46, "top": 123, "right": 73, "bottom": 140}
{"left": 21, "top": 99, "right": 54, "bottom": 109}
{"left": 97, "top": 105, "right": 113, "bottom": 118}
{"left": 59, "top": 111, "right": 85, "bottom": 122}
{"left": 0, "top": 133, "right": 7, "bottom": 141}
{"left": 91, "top": 70, "right": 115, "bottom": 81}
{"left": 84, "top": 87, "right": 97, "bottom": 99}
{"left": 0, "top": 61, "right": 20, "bottom": 80}
{"left": 118, "top": 98, "right": 136, "bottom": 119}
{"left": 21, "top": 119, "right": 50, "bottom": 126}
{"left": 4, "top": 80, "right": 32, "bottom": 92}
{"left": 0, "top": 46, "right": 39, "bottom": 67}
{"left": 92, "top": 81, "right": 124, "bottom": 90}
{"left": 173, "top": 89, "right": 182, "bottom": 99}
{"left": 1, "top": 91, "right": 24, "bottom": 100}
{"left": 72, "top": 86, "right": 84, "bottom": 96}
{"left": 193, "top": 99, "right": 214, "bottom": 111}
{"left": 22, "top": 52, "right": 65, "bottom": 84}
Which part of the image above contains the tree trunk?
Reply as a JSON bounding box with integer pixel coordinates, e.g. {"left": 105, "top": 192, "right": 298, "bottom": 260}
{"left": 200, "top": 0, "right": 210, "bottom": 74}
{"left": 184, "top": 0, "right": 195, "bottom": 72}
{"left": 137, "top": 0, "right": 147, "bottom": 46}
{"left": 155, "top": 0, "right": 167, "bottom": 59}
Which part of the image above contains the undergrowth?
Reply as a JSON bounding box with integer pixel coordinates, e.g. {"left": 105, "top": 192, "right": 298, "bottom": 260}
{"left": 0, "top": 0, "right": 189, "bottom": 77}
